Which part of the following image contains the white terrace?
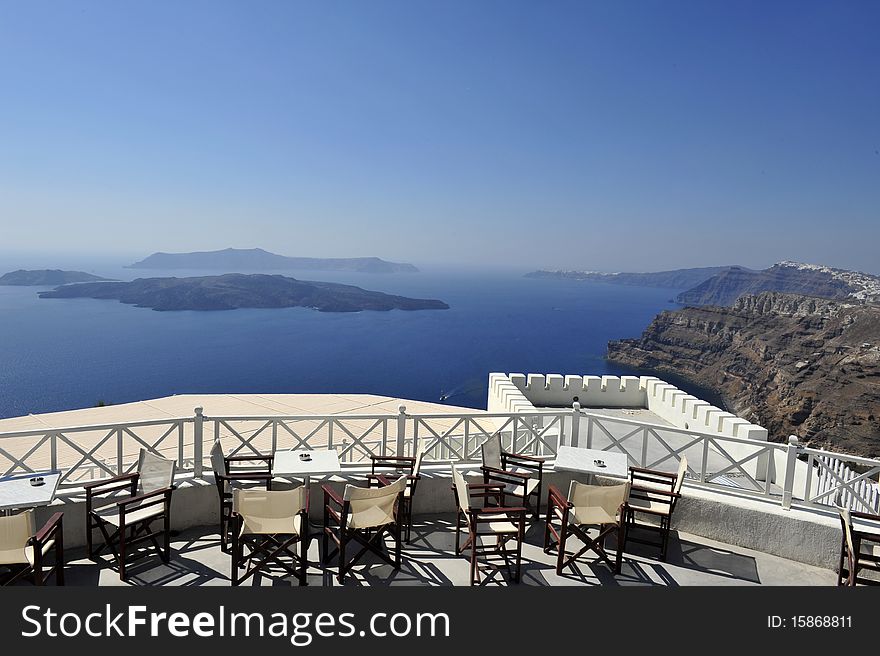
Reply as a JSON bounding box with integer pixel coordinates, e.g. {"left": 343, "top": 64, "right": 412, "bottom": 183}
{"left": 0, "top": 372, "right": 876, "bottom": 584}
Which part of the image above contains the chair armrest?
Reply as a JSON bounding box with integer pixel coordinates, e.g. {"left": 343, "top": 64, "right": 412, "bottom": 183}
{"left": 375, "top": 474, "right": 393, "bottom": 487}
{"left": 472, "top": 506, "right": 528, "bottom": 520}
{"left": 629, "top": 485, "right": 680, "bottom": 499}
{"left": 467, "top": 483, "right": 506, "bottom": 491}
{"left": 851, "top": 510, "right": 880, "bottom": 522}
{"left": 82, "top": 473, "right": 138, "bottom": 491}
{"left": 629, "top": 467, "right": 676, "bottom": 480}
{"left": 547, "top": 483, "right": 571, "bottom": 509}
{"left": 117, "top": 487, "right": 172, "bottom": 507}
{"left": 225, "top": 454, "right": 273, "bottom": 464}
{"left": 34, "top": 512, "right": 64, "bottom": 544}
{"left": 322, "top": 484, "right": 343, "bottom": 507}
{"left": 217, "top": 473, "right": 273, "bottom": 483}
{"left": 503, "top": 452, "right": 545, "bottom": 464}
{"left": 370, "top": 455, "right": 415, "bottom": 465}
{"left": 481, "top": 466, "right": 529, "bottom": 481}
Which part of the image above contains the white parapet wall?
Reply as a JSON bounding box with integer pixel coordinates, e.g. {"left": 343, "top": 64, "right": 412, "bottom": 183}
{"left": 490, "top": 372, "right": 773, "bottom": 482}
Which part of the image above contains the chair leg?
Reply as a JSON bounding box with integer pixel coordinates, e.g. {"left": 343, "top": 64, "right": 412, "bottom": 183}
{"left": 660, "top": 518, "right": 670, "bottom": 561}
{"left": 614, "top": 523, "right": 624, "bottom": 574}
{"left": 299, "top": 533, "right": 308, "bottom": 586}
{"left": 163, "top": 513, "right": 171, "bottom": 564}
{"left": 119, "top": 526, "right": 127, "bottom": 581}
{"left": 454, "top": 512, "right": 462, "bottom": 555}
{"left": 337, "top": 534, "right": 347, "bottom": 584}
{"left": 56, "top": 526, "right": 65, "bottom": 586}
{"left": 394, "top": 521, "right": 402, "bottom": 570}
{"left": 86, "top": 515, "right": 94, "bottom": 560}
{"left": 469, "top": 530, "right": 478, "bottom": 586}
{"left": 514, "top": 528, "right": 523, "bottom": 583}
{"left": 556, "top": 521, "right": 567, "bottom": 575}
{"left": 231, "top": 529, "right": 240, "bottom": 586}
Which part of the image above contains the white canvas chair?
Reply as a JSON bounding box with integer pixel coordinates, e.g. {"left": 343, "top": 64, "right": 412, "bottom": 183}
{"left": 231, "top": 487, "right": 308, "bottom": 586}
{"left": 211, "top": 441, "right": 274, "bottom": 552}
{"left": 0, "top": 509, "right": 64, "bottom": 586}
{"left": 836, "top": 503, "right": 880, "bottom": 586}
{"left": 85, "top": 448, "right": 176, "bottom": 580}
{"left": 622, "top": 456, "right": 687, "bottom": 560}
{"left": 544, "top": 480, "right": 630, "bottom": 574}
{"left": 451, "top": 464, "right": 526, "bottom": 586}
{"left": 480, "top": 434, "right": 544, "bottom": 518}
{"left": 322, "top": 475, "right": 407, "bottom": 583}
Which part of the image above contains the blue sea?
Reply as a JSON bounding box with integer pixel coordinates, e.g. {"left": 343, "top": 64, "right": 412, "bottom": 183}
{"left": 0, "top": 260, "right": 683, "bottom": 419}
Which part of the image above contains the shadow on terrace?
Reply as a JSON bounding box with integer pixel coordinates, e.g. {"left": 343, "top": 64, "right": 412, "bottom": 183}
{"left": 53, "top": 514, "right": 832, "bottom": 587}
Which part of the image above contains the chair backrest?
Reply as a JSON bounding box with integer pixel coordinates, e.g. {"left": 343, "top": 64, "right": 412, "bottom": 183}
{"left": 210, "top": 441, "right": 227, "bottom": 477}
{"left": 451, "top": 465, "right": 470, "bottom": 514}
{"left": 674, "top": 456, "right": 688, "bottom": 496}
{"left": 413, "top": 445, "right": 425, "bottom": 478}
{"left": 837, "top": 504, "right": 856, "bottom": 563}
{"left": 568, "top": 480, "right": 631, "bottom": 517}
{"left": 481, "top": 435, "right": 503, "bottom": 470}
{"left": 137, "top": 449, "right": 176, "bottom": 495}
{"left": 0, "top": 510, "right": 35, "bottom": 559}
{"left": 234, "top": 487, "right": 307, "bottom": 522}
{"left": 343, "top": 475, "right": 407, "bottom": 530}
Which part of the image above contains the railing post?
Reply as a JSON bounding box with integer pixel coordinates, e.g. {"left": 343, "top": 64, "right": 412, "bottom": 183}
{"left": 396, "top": 405, "right": 407, "bottom": 456}
{"left": 193, "top": 407, "right": 204, "bottom": 477}
{"left": 570, "top": 402, "right": 581, "bottom": 448}
{"left": 781, "top": 435, "right": 799, "bottom": 510}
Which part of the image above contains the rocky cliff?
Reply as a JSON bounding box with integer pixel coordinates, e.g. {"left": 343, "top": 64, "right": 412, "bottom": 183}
{"left": 675, "top": 261, "right": 880, "bottom": 306}
{"left": 607, "top": 292, "right": 880, "bottom": 456}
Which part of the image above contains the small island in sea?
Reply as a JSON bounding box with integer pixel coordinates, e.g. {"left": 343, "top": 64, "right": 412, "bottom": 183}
{"left": 38, "top": 273, "right": 449, "bottom": 312}
{"left": 128, "top": 248, "right": 419, "bottom": 273}
{"left": 0, "top": 269, "right": 113, "bottom": 286}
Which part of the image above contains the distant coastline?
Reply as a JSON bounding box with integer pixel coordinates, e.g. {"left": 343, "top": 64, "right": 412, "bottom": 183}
{"left": 0, "top": 269, "right": 112, "bottom": 286}
{"left": 128, "top": 248, "right": 419, "bottom": 274}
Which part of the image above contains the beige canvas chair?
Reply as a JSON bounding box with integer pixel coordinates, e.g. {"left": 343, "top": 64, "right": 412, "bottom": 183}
{"left": 211, "top": 441, "right": 274, "bottom": 552}
{"left": 85, "top": 448, "right": 176, "bottom": 580}
{"left": 368, "top": 446, "right": 424, "bottom": 542}
{"left": 836, "top": 504, "right": 880, "bottom": 586}
{"left": 0, "top": 510, "right": 64, "bottom": 586}
{"left": 451, "top": 464, "right": 526, "bottom": 586}
{"left": 322, "top": 475, "right": 407, "bottom": 583}
{"left": 480, "top": 434, "right": 544, "bottom": 518}
{"left": 544, "top": 481, "right": 630, "bottom": 574}
{"left": 622, "top": 456, "right": 687, "bottom": 560}
{"left": 231, "top": 487, "right": 308, "bottom": 586}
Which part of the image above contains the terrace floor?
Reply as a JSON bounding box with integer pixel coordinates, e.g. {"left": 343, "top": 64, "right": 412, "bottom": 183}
{"left": 53, "top": 514, "right": 835, "bottom": 587}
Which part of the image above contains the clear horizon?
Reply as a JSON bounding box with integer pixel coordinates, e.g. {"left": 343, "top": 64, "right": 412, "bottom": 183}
{"left": 1, "top": 1, "right": 878, "bottom": 273}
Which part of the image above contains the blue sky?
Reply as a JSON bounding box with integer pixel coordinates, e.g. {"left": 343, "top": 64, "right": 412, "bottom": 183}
{"left": 1, "top": 1, "right": 878, "bottom": 272}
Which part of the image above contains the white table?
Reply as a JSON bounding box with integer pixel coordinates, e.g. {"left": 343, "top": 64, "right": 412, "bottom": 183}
{"left": 273, "top": 449, "right": 342, "bottom": 487}
{"left": 0, "top": 471, "right": 62, "bottom": 515}
{"left": 553, "top": 446, "right": 629, "bottom": 482}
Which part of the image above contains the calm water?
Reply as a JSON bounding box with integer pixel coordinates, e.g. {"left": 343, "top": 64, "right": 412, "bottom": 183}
{"left": 0, "top": 262, "right": 682, "bottom": 419}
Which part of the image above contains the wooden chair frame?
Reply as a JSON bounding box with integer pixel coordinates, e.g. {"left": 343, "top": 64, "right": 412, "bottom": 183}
{"left": 451, "top": 479, "right": 526, "bottom": 586}
{"left": 0, "top": 512, "right": 65, "bottom": 586}
{"left": 85, "top": 472, "right": 174, "bottom": 581}
{"left": 481, "top": 437, "right": 544, "bottom": 519}
{"left": 230, "top": 491, "right": 308, "bottom": 587}
{"left": 322, "top": 477, "right": 405, "bottom": 583}
{"left": 367, "top": 454, "right": 421, "bottom": 543}
{"left": 622, "top": 466, "right": 683, "bottom": 560}
{"left": 212, "top": 446, "right": 274, "bottom": 553}
{"left": 837, "top": 508, "right": 880, "bottom": 586}
{"left": 544, "top": 484, "right": 626, "bottom": 574}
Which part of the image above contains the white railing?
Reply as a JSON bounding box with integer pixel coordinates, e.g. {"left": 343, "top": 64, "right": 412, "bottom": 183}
{"left": 0, "top": 417, "right": 191, "bottom": 487}
{"left": 574, "top": 409, "right": 787, "bottom": 499}
{"left": 0, "top": 403, "right": 877, "bottom": 516}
